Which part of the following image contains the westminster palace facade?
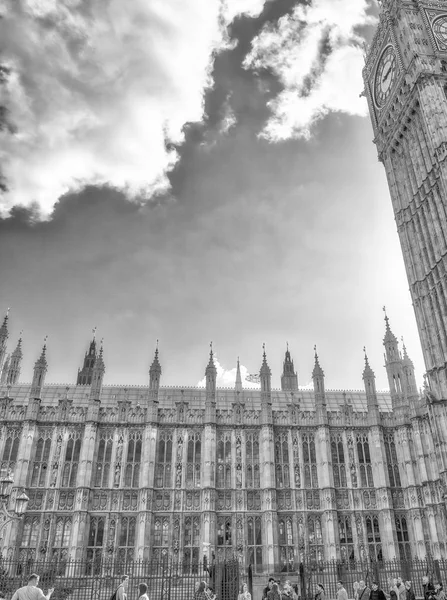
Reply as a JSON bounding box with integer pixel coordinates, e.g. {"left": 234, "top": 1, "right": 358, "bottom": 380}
{"left": 0, "top": 310, "right": 447, "bottom": 574}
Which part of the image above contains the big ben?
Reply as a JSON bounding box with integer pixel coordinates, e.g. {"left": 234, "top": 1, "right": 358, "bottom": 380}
{"left": 363, "top": 0, "right": 447, "bottom": 400}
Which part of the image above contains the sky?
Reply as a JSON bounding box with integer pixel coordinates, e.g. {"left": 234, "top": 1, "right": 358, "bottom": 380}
{"left": 0, "top": 0, "right": 425, "bottom": 392}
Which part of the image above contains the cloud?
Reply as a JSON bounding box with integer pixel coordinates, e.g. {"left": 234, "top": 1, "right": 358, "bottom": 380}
{"left": 197, "top": 356, "right": 261, "bottom": 389}
{"left": 0, "top": 0, "right": 268, "bottom": 216}
{"left": 243, "top": 0, "right": 376, "bottom": 140}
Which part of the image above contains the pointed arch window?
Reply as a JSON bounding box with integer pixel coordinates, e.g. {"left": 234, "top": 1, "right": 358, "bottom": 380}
{"left": 338, "top": 515, "right": 354, "bottom": 563}
{"left": 275, "top": 433, "right": 290, "bottom": 489}
{"left": 19, "top": 516, "right": 41, "bottom": 562}
{"left": 216, "top": 432, "right": 232, "bottom": 489}
{"left": 183, "top": 515, "right": 200, "bottom": 573}
{"left": 303, "top": 433, "right": 318, "bottom": 488}
{"left": 331, "top": 435, "right": 347, "bottom": 488}
{"left": 395, "top": 515, "right": 411, "bottom": 560}
{"left": 31, "top": 433, "right": 52, "bottom": 488}
{"left": 62, "top": 433, "right": 81, "bottom": 488}
{"left": 357, "top": 434, "right": 374, "bottom": 487}
{"left": 52, "top": 516, "right": 71, "bottom": 565}
{"left": 246, "top": 432, "right": 260, "bottom": 489}
{"left": 2, "top": 428, "right": 20, "bottom": 474}
{"left": 125, "top": 430, "right": 142, "bottom": 488}
{"left": 278, "top": 516, "right": 295, "bottom": 572}
{"left": 152, "top": 516, "right": 170, "bottom": 561}
{"left": 384, "top": 433, "right": 402, "bottom": 488}
{"left": 86, "top": 517, "right": 105, "bottom": 575}
{"left": 155, "top": 431, "right": 172, "bottom": 488}
{"left": 247, "top": 515, "right": 263, "bottom": 573}
{"left": 118, "top": 517, "right": 136, "bottom": 563}
{"left": 94, "top": 431, "right": 113, "bottom": 488}
{"left": 365, "top": 515, "right": 382, "bottom": 561}
{"left": 186, "top": 432, "right": 201, "bottom": 488}
{"left": 308, "top": 515, "right": 323, "bottom": 561}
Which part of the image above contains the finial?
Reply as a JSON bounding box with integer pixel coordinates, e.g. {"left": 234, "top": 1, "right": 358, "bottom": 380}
{"left": 210, "top": 341, "right": 213, "bottom": 357}
{"left": 383, "top": 305, "right": 389, "bottom": 326}
{"left": 263, "top": 342, "right": 266, "bottom": 357}
{"left": 92, "top": 326, "right": 97, "bottom": 340}
{"left": 363, "top": 346, "right": 368, "bottom": 363}
{"left": 99, "top": 338, "right": 104, "bottom": 355}
{"left": 287, "top": 341, "right": 289, "bottom": 351}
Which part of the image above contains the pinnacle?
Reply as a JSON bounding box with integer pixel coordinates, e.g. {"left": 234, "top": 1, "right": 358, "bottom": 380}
{"left": 383, "top": 306, "right": 398, "bottom": 344}
{"left": 312, "top": 345, "right": 324, "bottom": 378}
{"left": 260, "top": 343, "right": 271, "bottom": 376}
{"left": 362, "top": 346, "right": 375, "bottom": 379}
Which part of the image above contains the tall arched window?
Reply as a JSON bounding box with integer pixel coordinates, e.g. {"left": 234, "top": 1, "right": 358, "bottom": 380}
{"left": 365, "top": 515, "right": 382, "bottom": 561}
{"left": 186, "top": 432, "right": 201, "bottom": 488}
{"left": 31, "top": 434, "right": 51, "bottom": 487}
{"left": 94, "top": 431, "right": 113, "bottom": 488}
{"left": 247, "top": 516, "right": 263, "bottom": 573}
{"left": 384, "top": 433, "right": 402, "bottom": 487}
{"left": 155, "top": 431, "right": 172, "bottom": 488}
{"left": 125, "top": 430, "right": 142, "bottom": 488}
{"left": 308, "top": 515, "right": 323, "bottom": 561}
{"left": 19, "top": 516, "right": 41, "bottom": 562}
{"left": 338, "top": 515, "right": 354, "bottom": 562}
{"left": 2, "top": 428, "right": 20, "bottom": 474}
{"left": 118, "top": 517, "right": 136, "bottom": 562}
{"left": 331, "top": 435, "right": 347, "bottom": 488}
{"left": 53, "top": 517, "right": 71, "bottom": 564}
{"left": 246, "top": 432, "right": 260, "bottom": 488}
{"left": 86, "top": 517, "right": 105, "bottom": 575}
{"left": 357, "top": 434, "right": 374, "bottom": 487}
{"left": 395, "top": 515, "right": 411, "bottom": 560}
{"left": 216, "top": 433, "right": 232, "bottom": 489}
{"left": 278, "top": 516, "right": 295, "bottom": 572}
{"left": 62, "top": 433, "right": 81, "bottom": 488}
{"left": 275, "top": 433, "right": 290, "bottom": 489}
{"left": 303, "top": 433, "right": 318, "bottom": 488}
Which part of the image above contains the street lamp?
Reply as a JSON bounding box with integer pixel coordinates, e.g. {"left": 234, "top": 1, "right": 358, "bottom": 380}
{"left": 0, "top": 470, "right": 29, "bottom": 540}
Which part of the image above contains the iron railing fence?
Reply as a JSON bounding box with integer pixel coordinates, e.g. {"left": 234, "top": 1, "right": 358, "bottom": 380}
{"left": 263, "top": 558, "right": 447, "bottom": 600}
{"left": 0, "top": 557, "right": 246, "bottom": 600}
{"left": 0, "top": 557, "right": 445, "bottom": 600}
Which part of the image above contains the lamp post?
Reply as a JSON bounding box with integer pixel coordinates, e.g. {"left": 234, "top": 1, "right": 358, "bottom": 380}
{"left": 0, "top": 470, "right": 29, "bottom": 543}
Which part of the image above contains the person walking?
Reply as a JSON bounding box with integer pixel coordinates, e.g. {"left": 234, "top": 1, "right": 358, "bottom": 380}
{"left": 268, "top": 582, "right": 282, "bottom": 600}
{"left": 11, "top": 574, "right": 54, "bottom": 600}
{"left": 370, "top": 581, "right": 386, "bottom": 600}
{"left": 315, "top": 583, "right": 325, "bottom": 600}
{"left": 238, "top": 583, "right": 251, "bottom": 600}
{"left": 423, "top": 576, "right": 436, "bottom": 600}
{"left": 195, "top": 582, "right": 209, "bottom": 600}
{"left": 138, "top": 584, "right": 149, "bottom": 600}
{"left": 358, "top": 580, "right": 371, "bottom": 600}
{"left": 404, "top": 582, "right": 415, "bottom": 600}
{"left": 117, "top": 576, "right": 129, "bottom": 600}
{"left": 337, "top": 582, "right": 348, "bottom": 600}
{"left": 263, "top": 578, "right": 275, "bottom": 600}
{"left": 435, "top": 583, "right": 446, "bottom": 600}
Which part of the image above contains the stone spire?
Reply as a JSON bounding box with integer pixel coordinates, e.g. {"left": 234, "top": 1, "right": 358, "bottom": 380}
{"left": 205, "top": 342, "right": 217, "bottom": 424}
{"left": 260, "top": 344, "right": 271, "bottom": 394}
{"left": 312, "top": 345, "right": 326, "bottom": 423}
{"left": 77, "top": 329, "right": 97, "bottom": 385}
{"left": 363, "top": 347, "right": 380, "bottom": 422}
{"left": 382, "top": 308, "right": 406, "bottom": 412}
{"left": 0, "top": 354, "right": 10, "bottom": 384}
{"left": 0, "top": 309, "right": 9, "bottom": 375}
{"left": 89, "top": 339, "right": 105, "bottom": 402}
{"left": 281, "top": 343, "right": 298, "bottom": 391}
{"left": 6, "top": 335, "right": 23, "bottom": 385}
{"left": 383, "top": 306, "right": 400, "bottom": 362}
{"left": 401, "top": 337, "right": 419, "bottom": 405}
{"left": 149, "top": 341, "right": 162, "bottom": 392}
{"left": 235, "top": 357, "right": 243, "bottom": 393}
{"left": 30, "top": 338, "right": 48, "bottom": 399}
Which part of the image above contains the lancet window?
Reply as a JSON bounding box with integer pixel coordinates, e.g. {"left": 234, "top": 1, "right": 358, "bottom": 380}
{"left": 61, "top": 432, "right": 81, "bottom": 488}
{"left": 278, "top": 516, "right": 295, "bottom": 572}
{"left": 292, "top": 433, "right": 301, "bottom": 487}
{"left": 86, "top": 517, "right": 105, "bottom": 574}
{"left": 153, "top": 516, "right": 170, "bottom": 560}
{"left": 217, "top": 432, "right": 232, "bottom": 489}
{"left": 331, "top": 434, "right": 347, "bottom": 488}
{"left": 302, "top": 433, "right": 318, "bottom": 488}
{"left": 2, "top": 428, "right": 20, "bottom": 474}
{"left": 118, "top": 517, "right": 136, "bottom": 562}
{"left": 275, "top": 432, "right": 290, "bottom": 489}
{"left": 247, "top": 515, "right": 263, "bottom": 573}
{"left": 19, "top": 516, "right": 41, "bottom": 562}
{"left": 94, "top": 430, "right": 113, "bottom": 488}
{"left": 125, "top": 430, "right": 142, "bottom": 488}
{"left": 30, "top": 432, "right": 52, "bottom": 488}
{"left": 338, "top": 515, "right": 354, "bottom": 562}
{"left": 395, "top": 515, "right": 411, "bottom": 560}
{"left": 365, "top": 515, "right": 382, "bottom": 561}
{"left": 52, "top": 517, "right": 72, "bottom": 563}
{"left": 217, "top": 515, "right": 233, "bottom": 559}
{"left": 308, "top": 515, "right": 323, "bottom": 561}
{"left": 245, "top": 432, "right": 260, "bottom": 489}
{"left": 186, "top": 431, "right": 201, "bottom": 489}
{"left": 155, "top": 431, "right": 172, "bottom": 488}
{"left": 357, "top": 434, "right": 374, "bottom": 487}
{"left": 384, "top": 433, "right": 402, "bottom": 488}
{"left": 183, "top": 515, "right": 200, "bottom": 572}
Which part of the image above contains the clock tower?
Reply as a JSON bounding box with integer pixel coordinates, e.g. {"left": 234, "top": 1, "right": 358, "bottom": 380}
{"left": 363, "top": 0, "right": 447, "bottom": 400}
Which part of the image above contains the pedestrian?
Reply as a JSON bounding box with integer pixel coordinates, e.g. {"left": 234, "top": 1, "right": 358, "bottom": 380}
{"left": 268, "top": 582, "right": 282, "bottom": 600}
{"left": 337, "top": 581, "right": 348, "bottom": 600}
{"left": 405, "top": 582, "right": 415, "bottom": 600}
{"left": 195, "top": 582, "right": 208, "bottom": 600}
{"left": 138, "top": 584, "right": 149, "bottom": 600}
{"left": 315, "top": 583, "right": 325, "bottom": 600}
{"left": 423, "top": 576, "right": 436, "bottom": 600}
{"left": 358, "top": 580, "right": 371, "bottom": 600}
{"left": 395, "top": 578, "right": 406, "bottom": 600}
{"left": 238, "top": 583, "right": 251, "bottom": 600}
{"left": 11, "top": 574, "right": 54, "bottom": 600}
{"left": 370, "top": 581, "right": 386, "bottom": 600}
{"left": 353, "top": 582, "right": 360, "bottom": 600}
{"left": 435, "top": 583, "right": 446, "bottom": 600}
{"left": 263, "top": 579, "right": 275, "bottom": 600}
{"left": 117, "top": 576, "right": 129, "bottom": 600}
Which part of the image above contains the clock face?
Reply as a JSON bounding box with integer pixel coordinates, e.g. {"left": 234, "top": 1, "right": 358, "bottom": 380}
{"left": 433, "top": 15, "right": 447, "bottom": 46}
{"left": 374, "top": 45, "right": 398, "bottom": 108}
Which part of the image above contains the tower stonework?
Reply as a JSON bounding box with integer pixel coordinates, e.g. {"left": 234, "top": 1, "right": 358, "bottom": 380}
{"left": 363, "top": 0, "right": 447, "bottom": 400}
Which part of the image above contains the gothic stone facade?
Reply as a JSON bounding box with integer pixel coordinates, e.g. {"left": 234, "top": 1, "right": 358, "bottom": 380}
{"left": 0, "top": 314, "right": 447, "bottom": 572}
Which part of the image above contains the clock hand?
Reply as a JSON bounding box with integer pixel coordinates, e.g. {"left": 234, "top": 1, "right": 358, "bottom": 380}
{"left": 383, "top": 67, "right": 392, "bottom": 82}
